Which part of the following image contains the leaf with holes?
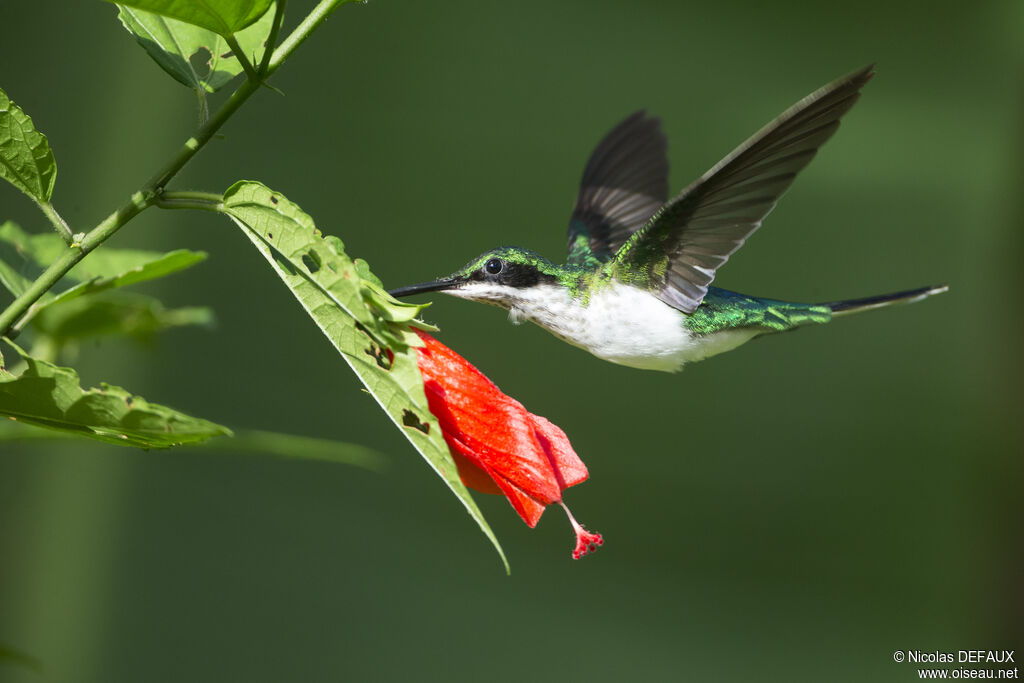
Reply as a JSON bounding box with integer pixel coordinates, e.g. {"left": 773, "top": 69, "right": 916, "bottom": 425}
{"left": 108, "top": 0, "right": 274, "bottom": 37}
{"left": 116, "top": 3, "right": 276, "bottom": 92}
{"left": 0, "top": 88, "right": 56, "bottom": 204}
{"left": 221, "top": 181, "right": 420, "bottom": 349}
{"left": 0, "top": 340, "right": 231, "bottom": 448}
{"left": 221, "top": 180, "right": 507, "bottom": 569}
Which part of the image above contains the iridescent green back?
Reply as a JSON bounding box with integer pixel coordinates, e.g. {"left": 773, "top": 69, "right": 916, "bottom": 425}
{"left": 685, "top": 287, "right": 831, "bottom": 335}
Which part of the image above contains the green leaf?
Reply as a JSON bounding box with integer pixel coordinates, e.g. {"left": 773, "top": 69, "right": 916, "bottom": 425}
{"left": 221, "top": 181, "right": 508, "bottom": 570}
{"left": 353, "top": 256, "right": 435, "bottom": 326}
{"left": 0, "top": 221, "right": 206, "bottom": 305}
{"left": 0, "top": 253, "right": 33, "bottom": 298}
{"left": 32, "top": 291, "right": 214, "bottom": 343}
{"left": 0, "top": 88, "right": 56, "bottom": 203}
{"left": 221, "top": 181, "right": 403, "bottom": 349}
{"left": 116, "top": 3, "right": 276, "bottom": 92}
{"left": 189, "top": 428, "right": 386, "bottom": 471}
{"left": 0, "top": 420, "right": 384, "bottom": 472}
{"left": 109, "top": 0, "right": 274, "bottom": 36}
{"left": 0, "top": 220, "right": 64, "bottom": 274}
{"left": 0, "top": 221, "right": 61, "bottom": 302}
{"left": 47, "top": 249, "right": 207, "bottom": 307}
{"left": 0, "top": 340, "right": 231, "bottom": 448}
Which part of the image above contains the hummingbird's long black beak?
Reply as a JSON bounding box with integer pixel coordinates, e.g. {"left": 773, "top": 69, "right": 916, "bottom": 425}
{"left": 388, "top": 278, "right": 459, "bottom": 298}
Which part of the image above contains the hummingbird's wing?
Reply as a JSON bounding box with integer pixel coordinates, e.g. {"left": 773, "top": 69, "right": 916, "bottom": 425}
{"left": 566, "top": 110, "right": 669, "bottom": 265}
{"left": 610, "top": 65, "right": 875, "bottom": 314}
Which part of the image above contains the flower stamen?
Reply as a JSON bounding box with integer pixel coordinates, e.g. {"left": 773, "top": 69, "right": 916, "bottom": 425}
{"left": 558, "top": 501, "right": 603, "bottom": 559}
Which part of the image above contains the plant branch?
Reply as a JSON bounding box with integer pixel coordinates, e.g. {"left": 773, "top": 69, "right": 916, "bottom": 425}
{"left": 194, "top": 85, "right": 210, "bottom": 126}
{"left": 0, "top": 192, "right": 150, "bottom": 336}
{"left": 223, "top": 32, "right": 260, "bottom": 82}
{"left": 258, "top": 0, "right": 288, "bottom": 76}
{"left": 268, "top": 0, "right": 358, "bottom": 74}
{"left": 37, "top": 201, "right": 73, "bottom": 244}
{"left": 156, "top": 190, "right": 224, "bottom": 212}
{"left": 0, "top": 0, "right": 358, "bottom": 337}
{"left": 145, "top": 83, "right": 260, "bottom": 192}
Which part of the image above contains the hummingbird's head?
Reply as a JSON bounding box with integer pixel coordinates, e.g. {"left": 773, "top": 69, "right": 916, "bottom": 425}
{"left": 388, "top": 246, "right": 560, "bottom": 310}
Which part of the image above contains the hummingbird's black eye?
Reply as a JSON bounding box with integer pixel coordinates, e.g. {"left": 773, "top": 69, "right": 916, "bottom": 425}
{"left": 484, "top": 258, "right": 504, "bottom": 275}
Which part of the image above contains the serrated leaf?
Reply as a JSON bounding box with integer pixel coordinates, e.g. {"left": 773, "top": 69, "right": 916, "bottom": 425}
{"left": 32, "top": 291, "right": 213, "bottom": 343}
{"left": 0, "top": 340, "right": 230, "bottom": 448}
{"left": 108, "top": 0, "right": 274, "bottom": 37}
{"left": 0, "top": 88, "right": 56, "bottom": 204}
{"left": 221, "top": 181, "right": 401, "bottom": 347}
{"left": 221, "top": 181, "right": 507, "bottom": 570}
{"left": 353, "top": 258, "right": 432, "bottom": 325}
{"left": 361, "top": 278, "right": 432, "bottom": 325}
{"left": 117, "top": 3, "right": 276, "bottom": 92}
{"left": 47, "top": 249, "right": 207, "bottom": 307}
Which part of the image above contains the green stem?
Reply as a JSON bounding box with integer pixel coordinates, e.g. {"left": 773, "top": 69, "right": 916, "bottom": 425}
{"left": 145, "top": 81, "right": 258, "bottom": 191}
{"left": 0, "top": 0, "right": 354, "bottom": 338}
{"left": 0, "top": 193, "right": 150, "bottom": 336}
{"left": 37, "top": 200, "right": 72, "bottom": 245}
{"left": 223, "top": 32, "right": 260, "bottom": 82}
{"left": 258, "top": 0, "right": 288, "bottom": 76}
{"left": 269, "top": 0, "right": 357, "bottom": 72}
{"left": 194, "top": 85, "right": 210, "bottom": 127}
{"left": 156, "top": 190, "right": 224, "bottom": 212}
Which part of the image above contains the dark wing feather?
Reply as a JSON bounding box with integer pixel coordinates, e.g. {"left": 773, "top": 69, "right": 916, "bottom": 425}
{"left": 566, "top": 111, "right": 669, "bottom": 264}
{"left": 612, "top": 65, "right": 876, "bottom": 313}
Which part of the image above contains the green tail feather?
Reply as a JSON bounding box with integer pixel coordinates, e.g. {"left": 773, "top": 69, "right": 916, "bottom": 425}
{"left": 686, "top": 285, "right": 948, "bottom": 335}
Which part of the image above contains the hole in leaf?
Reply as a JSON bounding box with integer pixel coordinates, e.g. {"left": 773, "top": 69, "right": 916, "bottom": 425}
{"left": 302, "top": 250, "right": 322, "bottom": 274}
{"left": 270, "top": 195, "right": 279, "bottom": 204}
{"left": 189, "top": 48, "right": 213, "bottom": 76}
{"left": 266, "top": 232, "right": 273, "bottom": 239}
{"left": 402, "top": 409, "right": 429, "bottom": 434}
{"left": 364, "top": 343, "right": 393, "bottom": 370}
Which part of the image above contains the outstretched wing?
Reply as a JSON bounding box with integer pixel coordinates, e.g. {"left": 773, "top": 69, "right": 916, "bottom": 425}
{"left": 566, "top": 110, "right": 669, "bottom": 265}
{"left": 611, "top": 65, "right": 875, "bottom": 314}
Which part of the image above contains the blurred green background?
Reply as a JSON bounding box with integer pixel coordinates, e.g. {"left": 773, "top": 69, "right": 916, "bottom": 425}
{"left": 2, "top": 1, "right": 1021, "bottom": 681}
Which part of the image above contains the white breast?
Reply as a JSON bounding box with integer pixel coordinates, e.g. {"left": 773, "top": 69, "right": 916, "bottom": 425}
{"left": 450, "top": 281, "right": 758, "bottom": 372}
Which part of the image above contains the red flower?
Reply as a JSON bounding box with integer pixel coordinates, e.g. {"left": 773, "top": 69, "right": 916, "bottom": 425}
{"left": 414, "top": 330, "right": 602, "bottom": 559}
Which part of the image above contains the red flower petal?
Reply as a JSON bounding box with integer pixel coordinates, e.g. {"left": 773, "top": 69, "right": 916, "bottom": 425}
{"left": 414, "top": 330, "right": 602, "bottom": 557}
{"left": 530, "top": 413, "right": 587, "bottom": 490}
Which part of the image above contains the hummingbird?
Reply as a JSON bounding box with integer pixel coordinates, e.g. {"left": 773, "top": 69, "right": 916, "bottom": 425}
{"left": 389, "top": 65, "right": 947, "bottom": 372}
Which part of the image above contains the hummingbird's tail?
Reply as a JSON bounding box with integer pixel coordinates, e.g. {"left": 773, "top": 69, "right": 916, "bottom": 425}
{"left": 821, "top": 284, "right": 949, "bottom": 317}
